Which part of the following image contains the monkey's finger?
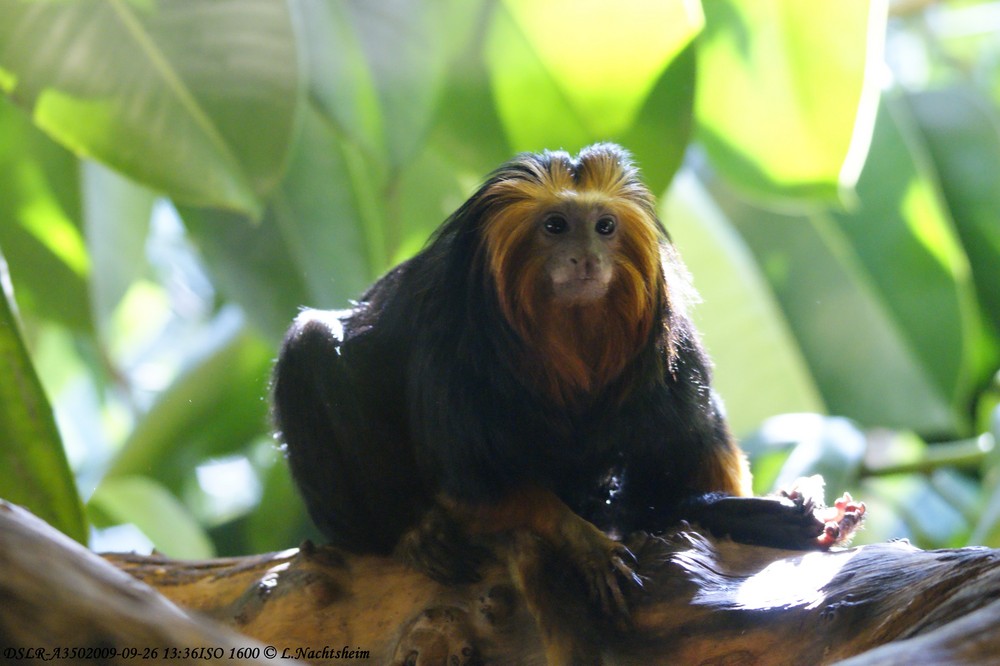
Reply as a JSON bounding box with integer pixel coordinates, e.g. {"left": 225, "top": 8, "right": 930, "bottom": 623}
{"left": 585, "top": 561, "right": 629, "bottom": 623}
{"left": 610, "top": 553, "right": 643, "bottom": 589}
{"left": 602, "top": 570, "right": 631, "bottom": 629}
{"left": 587, "top": 567, "right": 613, "bottom": 616}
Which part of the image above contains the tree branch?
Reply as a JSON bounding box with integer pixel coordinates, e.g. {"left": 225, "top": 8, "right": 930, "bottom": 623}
{"left": 3, "top": 499, "right": 1000, "bottom": 664}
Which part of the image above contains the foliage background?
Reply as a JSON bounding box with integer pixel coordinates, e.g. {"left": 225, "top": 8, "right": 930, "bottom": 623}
{"left": 1, "top": 0, "right": 999, "bottom": 557}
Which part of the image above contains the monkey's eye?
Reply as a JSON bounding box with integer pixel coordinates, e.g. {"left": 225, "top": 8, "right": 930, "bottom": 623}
{"left": 544, "top": 214, "right": 569, "bottom": 235}
{"left": 595, "top": 216, "right": 617, "bottom": 236}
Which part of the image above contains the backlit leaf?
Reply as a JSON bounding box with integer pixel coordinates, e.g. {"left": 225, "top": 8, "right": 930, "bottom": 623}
{"left": 488, "top": 0, "right": 702, "bottom": 152}
{"left": 0, "top": 253, "right": 86, "bottom": 543}
{"left": 0, "top": 0, "right": 303, "bottom": 215}
{"left": 89, "top": 475, "right": 214, "bottom": 558}
{"left": 696, "top": 0, "right": 886, "bottom": 202}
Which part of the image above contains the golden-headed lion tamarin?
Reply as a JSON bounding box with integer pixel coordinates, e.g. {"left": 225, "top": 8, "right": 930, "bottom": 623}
{"left": 272, "top": 143, "right": 863, "bottom": 663}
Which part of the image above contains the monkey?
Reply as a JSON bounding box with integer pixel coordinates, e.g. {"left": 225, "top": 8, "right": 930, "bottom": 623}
{"left": 272, "top": 143, "right": 864, "bottom": 664}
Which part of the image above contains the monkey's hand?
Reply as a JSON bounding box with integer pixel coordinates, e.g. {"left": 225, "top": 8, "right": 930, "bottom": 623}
{"left": 454, "top": 488, "right": 641, "bottom": 622}
{"left": 780, "top": 477, "right": 866, "bottom": 548}
{"left": 397, "top": 504, "right": 494, "bottom": 584}
{"left": 550, "top": 512, "right": 641, "bottom": 621}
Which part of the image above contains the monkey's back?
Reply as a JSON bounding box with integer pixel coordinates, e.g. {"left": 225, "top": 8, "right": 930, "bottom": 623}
{"left": 273, "top": 290, "right": 431, "bottom": 553}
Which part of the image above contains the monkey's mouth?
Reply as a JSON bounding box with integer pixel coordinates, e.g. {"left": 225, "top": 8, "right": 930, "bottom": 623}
{"left": 551, "top": 275, "right": 612, "bottom": 304}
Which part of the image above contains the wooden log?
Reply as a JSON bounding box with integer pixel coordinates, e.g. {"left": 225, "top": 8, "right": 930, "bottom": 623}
{"left": 0, "top": 500, "right": 295, "bottom": 665}
{"left": 92, "top": 528, "right": 1000, "bottom": 665}
{"left": 4, "top": 498, "right": 1000, "bottom": 664}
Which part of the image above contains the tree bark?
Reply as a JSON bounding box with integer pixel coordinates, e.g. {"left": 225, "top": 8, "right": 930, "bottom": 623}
{"left": 3, "top": 499, "right": 1000, "bottom": 665}
{"left": 0, "top": 501, "right": 295, "bottom": 665}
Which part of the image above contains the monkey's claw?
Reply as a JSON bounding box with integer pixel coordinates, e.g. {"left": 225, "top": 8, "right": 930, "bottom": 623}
{"left": 557, "top": 518, "right": 641, "bottom": 624}
{"left": 612, "top": 546, "right": 644, "bottom": 587}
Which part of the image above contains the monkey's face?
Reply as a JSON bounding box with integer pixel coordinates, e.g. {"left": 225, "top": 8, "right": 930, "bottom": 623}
{"left": 479, "top": 145, "right": 663, "bottom": 348}
{"left": 538, "top": 203, "right": 620, "bottom": 305}
{"left": 475, "top": 144, "right": 665, "bottom": 399}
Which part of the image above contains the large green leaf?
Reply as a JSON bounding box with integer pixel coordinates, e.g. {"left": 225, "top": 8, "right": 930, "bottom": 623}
{"left": 388, "top": 146, "right": 471, "bottom": 265}
{"left": 622, "top": 42, "right": 697, "bottom": 196}
{"left": 0, "top": 0, "right": 303, "bottom": 216}
{"left": 828, "top": 96, "right": 989, "bottom": 417}
{"left": 0, "top": 252, "right": 86, "bottom": 542}
{"left": 182, "top": 104, "right": 376, "bottom": 341}
{"left": 0, "top": 96, "right": 91, "bottom": 331}
{"left": 734, "top": 207, "right": 958, "bottom": 434}
{"left": 428, "top": 4, "right": 512, "bottom": 176}
{"left": 81, "top": 161, "right": 155, "bottom": 335}
{"left": 663, "top": 171, "right": 825, "bottom": 436}
{"left": 713, "top": 98, "right": 983, "bottom": 435}
{"left": 487, "top": 0, "right": 702, "bottom": 153}
{"left": 907, "top": 86, "right": 1000, "bottom": 341}
{"left": 271, "top": 105, "right": 376, "bottom": 303}
{"left": 299, "top": 0, "right": 479, "bottom": 169}
{"left": 294, "top": 0, "right": 383, "bottom": 158}
{"left": 89, "top": 474, "right": 214, "bottom": 558}
{"left": 696, "top": 0, "right": 886, "bottom": 202}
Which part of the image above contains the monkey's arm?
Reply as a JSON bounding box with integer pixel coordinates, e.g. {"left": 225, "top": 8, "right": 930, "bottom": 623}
{"left": 667, "top": 404, "right": 866, "bottom": 550}
{"left": 682, "top": 482, "right": 867, "bottom": 550}
{"left": 611, "top": 350, "right": 863, "bottom": 550}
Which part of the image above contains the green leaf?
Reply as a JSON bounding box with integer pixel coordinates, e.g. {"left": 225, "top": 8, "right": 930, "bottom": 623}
{"left": 0, "top": 96, "right": 91, "bottom": 331}
{"left": 713, "top": 96, "right": 986, "bottom": 436}
{"left": 622, "top": 42, "right": 697, "bottom": 195}
{"left": 741, "top": 209, "right": 958, "bottom": 433}
{"left": 428, "top": 4, "right": 512, "bottom": 176}
{"left": 182, "top": 104, "right": 376, "bottom": 341}
{"left": 295, "top": 0, "right": 384, "bottom": 157}
{"left": 0, "top": 253, "right": 86, "bottom": 543}
{"left": 89, "top": 475, "right": 214, "bottom": 558}
{"left": 389, "top": 146, "right": 471, "bottom": 265}
{"left": 663, "top": 170, "right": 825, "bottom": 436}
{"left": 245, "top": 447, "right": 319, "bottom": 553}
{"left": 906, "top": 86, "right": 1000, "bottom": 343}
{"left": 696, "top": 0, "right": 886, "bottom": 202}
{"left": 81, "top": 161, "right": 155, "bottom": 335}
{"left": 277, "top": 106, "right": 381, "bottom": 295}
{"left": 0, "top": 0, "right": 303, "bottom": 216}
{"left": 488, "top": 0, "right": 702, "bottom": 153}
{"left": 300, "top": 0, "right": 478, "bottom": 169}
{"left": 104, "top": 315, "right": 273, "bottom": 493}
{"left": 828, "top": 96, "right": 987, "bottom": 429}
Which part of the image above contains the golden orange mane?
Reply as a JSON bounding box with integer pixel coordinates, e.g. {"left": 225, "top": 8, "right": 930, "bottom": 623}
{"left": 480, "top": 147, "right": 665, "bottom": 405}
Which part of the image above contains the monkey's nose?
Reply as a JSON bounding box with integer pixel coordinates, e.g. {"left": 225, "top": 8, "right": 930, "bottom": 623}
{"left": 569, "top": 255, "right": 600, "bottom": 277}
